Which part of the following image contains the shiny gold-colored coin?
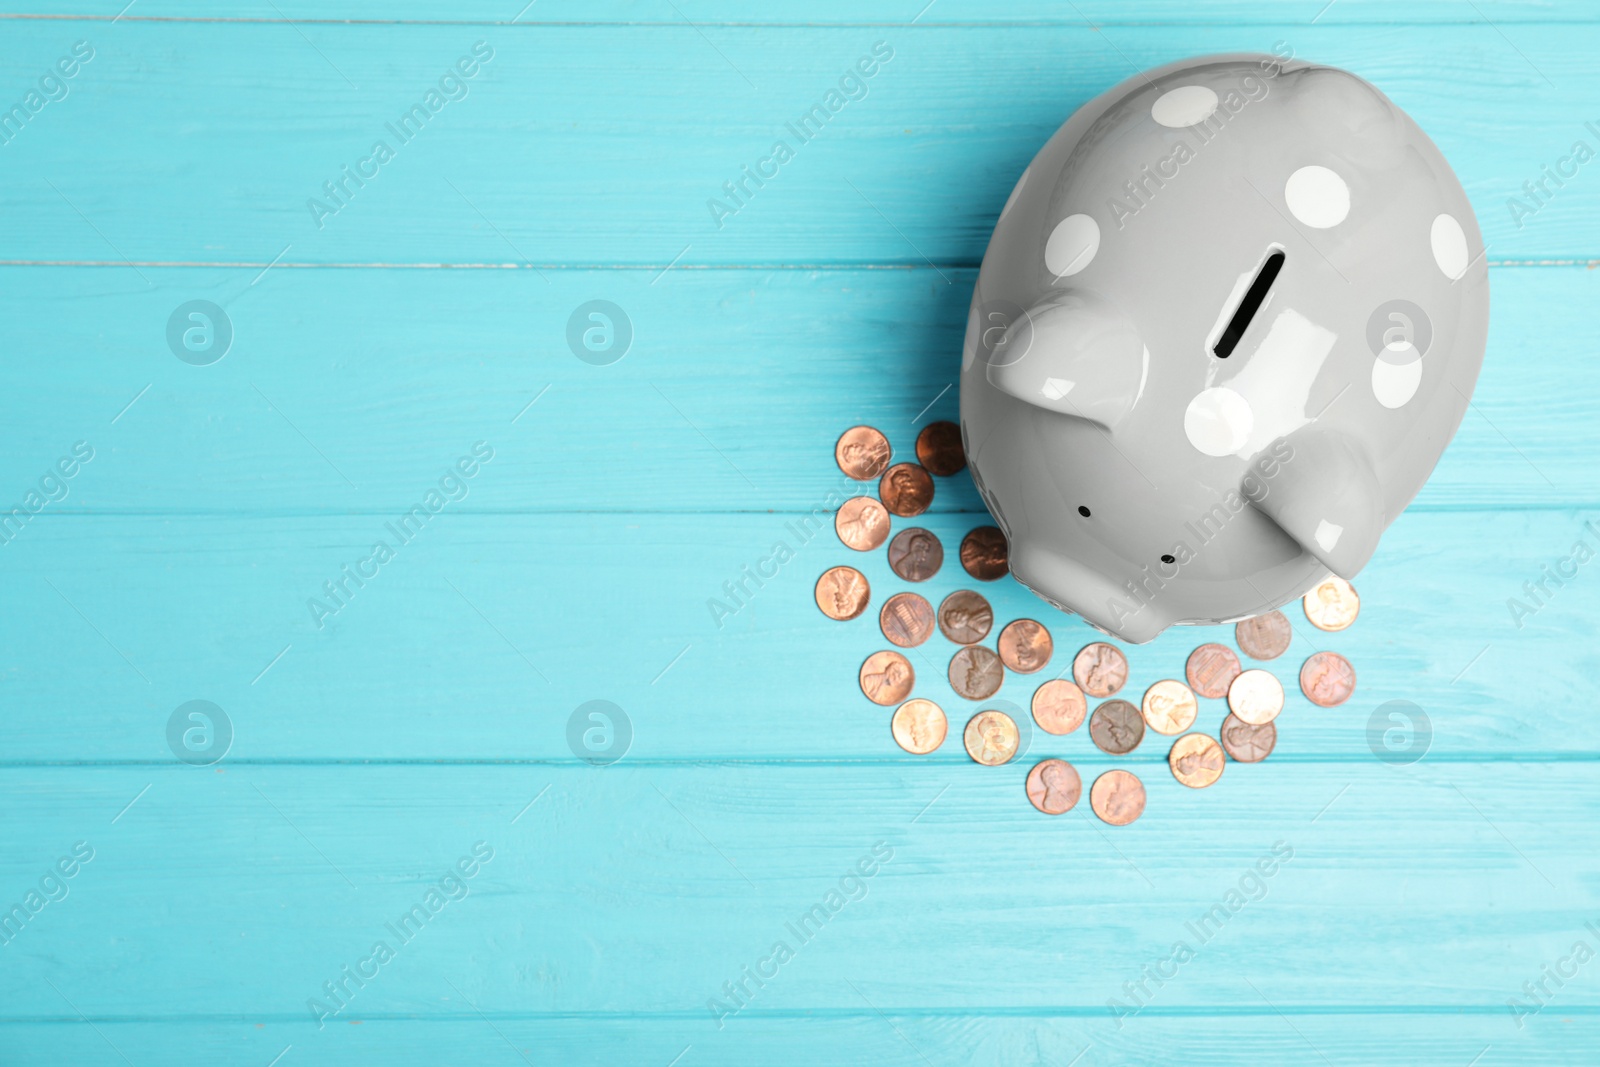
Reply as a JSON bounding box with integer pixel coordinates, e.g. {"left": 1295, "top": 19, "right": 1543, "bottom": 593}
{"left": 959, "top": 526, "right": 1009, "bottom": 581}
{"left": 879, "top": 592, "right": 935, "bottom": 648}
{"left": 963, "top": 709, "right": 1019, "bottom": 766}
{"left": 815, "top": 566, "right": 870, "bottom": 621}
{"left": 1031, "top": 679, "right": 1086, "bottom": 736}
{"left": 1227, "top": 669, "right": 1284, "bottom": 725}
{"left": 1303, "top": 576, "right": 1360, "bottom": 632}
{"left": 1026, "top": 759, "right": 1082, "bottom": 814}
{"left": 937, "top": 590, "right": 993, "bottom": 645}
{"left": 879, "top": 462, "right": 934, "bottom": 517}
{"left": 835, "top": 425, "right": 891, "bottom": 481}
{"left": 1073, "top": 642, "right": 1128, "bottom": 698}
{"left": 1169, "top": 733, "right": 1225, "bottom": 789}
{"left": 1220, "top": 713, "right": 1276, "bottom": 763}
{"left": 887, "top": 527, "right": 943, "bottom": 582}
{"left": 1300, "top": 651, "right": 1356, "bottom": 707}
{"left": 915, "top": 420, "right": 966, "bottom": 477}
{"left": 1141, "top": 679, "right": 1198, "bottom": 736}
{"left": 1090, "top": 769, "right": 1146, "bottom": 826}
{"left": 1235, "top": 610, "right": 1291, "bottom": 660}
{"left": 998, "top": 619, "right": 1053, "bottom": 674}
{"left": 948, "top": 646, "right": 1004, "bottom": 701}
{"left": 834, "top": 496, "right": 890, "bottom": 551}
{"left": 1089, "top": 699, "right": 1145, "bottom": 755}
{"left": 1186, "top": 643, "right": 1242, "bottom": 699}
{"left": 859, "top": 650, "right": 914, "bottom": 706}
{"left": 891, "top": 698, "right": 947, "bottom": 755}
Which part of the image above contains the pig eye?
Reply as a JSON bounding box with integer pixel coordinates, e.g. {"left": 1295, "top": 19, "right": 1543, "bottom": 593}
{"left": 1078, "top": 506, "right": 1091, "bottom": 517}
{"left": 1214, "top": 249, "right": 1286, "bottom": 358}
{"left": 1160, "top": 554, "right": 1176, "bottom": 564}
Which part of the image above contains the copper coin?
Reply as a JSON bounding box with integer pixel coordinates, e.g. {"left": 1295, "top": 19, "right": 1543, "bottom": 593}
{"left": 915, "top": 420, "right": 966, "bottom": 477}
{"left": 834, "top": 496, "right": 890, "bottom": 551}
{"left": 1026, "top": 759, "right": 1082, "bottom": 814}
{"left": 998, "top": 619, "right": 1053, "bottom": 674}
{"left": 1303, "top": 576, "right": 1360, "bottom": 632}
{"left": 1220, "top": 713, "right": 1276, "bottom": 763}
{"left": 1186, "top": 643, "right": 1241, "bottom": 699}
{"left": 815, "top": 566, "right": 870, "bottom": 621}
{"left": 1300, "top": 651, "right": 1356, "bottom": 707}
{"left": 1235, "top": 610, "right": 1291, "bottom": 660}
{"left": 1073, "top": 642, "right": 1128, "bottom": 698}
{"left": 937, "top": 590, "right": 993, "bottom": 645}
{"left": 1090, "top": 769, "right": 1146, "bottom": 826}
{"left": 835, "top": 425, "right": 891, "bottom": 481}
{"left": 880, "top": 592, "right": 935, "bottom": 648}
{"left": 1227, "top": 669, "right": 1284, "bottom": 725}
{"left": 1089, "top": 699, "right": 1144, "bottom": 755}
{"left": 891, "top": 698, "right": 947, "bottom": 754}
{"left": 1168, "top": 733, "right": 1225, "bottom": 789}
{"left": 879, "top": 462, "right": 934, "bottom": 517}
{"left": 959, "top": 526, "right": 1009, "bottom": 581}
{"left": 1141, "top": 679, "right": 1198, "bottom": 736}
{"left": 887, "top": 527, "right": 943, "bottom": 582}
{"left": 948, "top": 646, "right": 1004, "bottom": 701}
{"left": 1031, "top": 679, "right": 1086, "bottom": 736}
{"left": 859, "top": 650, "right": 914, "bottom": 706}
{"left": 963, "top": 709, "right": 1019, "bottom": 766}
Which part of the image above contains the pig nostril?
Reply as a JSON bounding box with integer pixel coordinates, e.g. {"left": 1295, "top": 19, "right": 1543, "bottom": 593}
{"left": 1214, "top": 250, "right": 1286, "bottom": 358}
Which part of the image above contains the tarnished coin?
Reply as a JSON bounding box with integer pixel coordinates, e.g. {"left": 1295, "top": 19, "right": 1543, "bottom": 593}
{"left": 879, "top": 462, "right": 934, "bottom": 517}
{"left": 959, "top": 526, "right": 1009, "bottom": 581}
{"left": 1235, "top": 610, "right": 1291, "bottom": 660}
{"left": 1073, "top": 642, "right": 1128, "bottom": 698}
{"left": 1031, "top": 679, "right": 1086, "bottom": 736}
{"left": 1186, "top": 643, "right": 1242, "bottom": 699}
{"left": 1304, "top": 576, "right": 1360, "bottom": 632}
{"left": 1169, "top": 733, "right": 1225, "bottom": 789}
{"left": 1300, "top": 651, "right": 1356, "bottom": 707}
{"left": 1090, "top": 769, "right": 1146, "bottom": 826}
{"left": 834, "top": 496, "right": 890, "bottom": 551}
{"left": 1228, "top": 669, "right": 1284, "bottom": 725}
{"left": 1026, "top": 759, "right": 1082, "bottom": 814}
{"left": 1220, "top": 713, "right": 1276, "bottom": 763}
{"left": 948, "top": 646, "right": 1004, "bottom": 701}
{"left": 915, "top": 420, "right": 966, "bottom": 477}
{"left": 937, "top": 590, "right": 993, "bottom": 645}
{"left": 963, "top": 709, "right": 1019, "bottom": 766}
{"left": 835, "top": 425, "right": 891, "bottom": 481}
{"left": 1142, "top": 679, "right": 1198, "bottom": 736}
{"left": 815, "top": 566, "right": 870, "bottom": 621}
{"left": 888, "top": 527, "right": 943, "bottom": 582}
{"left": 891, "top": 698, "right": 947, "bottom": 755}
{"left": 998, "top": 619, "right": 1053, "bottom": 674}
{"left": 880, "top": 592, "right": 935, "bottom": 648}
{"left": 1089, "top": 699, "right": 1145, "bottom": 755}
{"left": 859, "top": 651, "right": 914, "bottom": 706}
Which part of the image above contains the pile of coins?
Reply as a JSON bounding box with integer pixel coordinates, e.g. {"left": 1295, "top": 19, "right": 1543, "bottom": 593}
{"left": 817, "top": 424, "right": 1361, "bottom": 826}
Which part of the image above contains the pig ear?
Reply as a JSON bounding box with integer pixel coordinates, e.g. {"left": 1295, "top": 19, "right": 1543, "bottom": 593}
{"left": 1247, "top": 426, "right": 1384, "bottom": 578}
{"left": 983, "top": 292, "right": 1145, "bottom": 431}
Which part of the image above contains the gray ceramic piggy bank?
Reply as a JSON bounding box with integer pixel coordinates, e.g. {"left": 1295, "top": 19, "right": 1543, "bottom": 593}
{"left": 960, "top": 53, "right": 1488, "bottom": 643}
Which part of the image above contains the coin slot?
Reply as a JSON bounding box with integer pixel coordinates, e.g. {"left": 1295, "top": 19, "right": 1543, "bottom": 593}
{"left": 1213, "top": 249, "right": 1286, "bottom": 359}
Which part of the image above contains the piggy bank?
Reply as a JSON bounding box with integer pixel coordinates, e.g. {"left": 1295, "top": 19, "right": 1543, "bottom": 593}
{"left": 960, "top": 53, "right": 1488, "bottom": 643}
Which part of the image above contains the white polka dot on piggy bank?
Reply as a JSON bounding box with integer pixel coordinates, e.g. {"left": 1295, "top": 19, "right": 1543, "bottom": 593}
{"left": 959, "top": 54, "right": 1488, "bottom": 643}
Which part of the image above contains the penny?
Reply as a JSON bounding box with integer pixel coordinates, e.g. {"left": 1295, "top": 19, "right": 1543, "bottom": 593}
{"left": 891, "top": 698, "right": 947, "bottom": 755}
{"left": 959, "top": 526, "right": 1009, "bottom": 581}
{"left": 1186, "top": 643, "right": 1241, "bottom": 699}
{"left": 1228, "top": 669, "right": 1284, "bottom": 725}
{"left": 835, "top": 425, "right": 891, "bottom": 481}
{"left": 879, "top": 462, "right": 934, "bottom": 517}
{"left": 887, "top": 527, "right": 943, "bottom": 582}
{"left": 937, "top": 590, "right": 993, "bottom": 645}
{"left": 1169, "top": 733, "right": 1225, "bottom": 789}
{"left": 1220, "top": 713, "right": 1276, "bottom": 763}
{"left": 1073, "top": 642, "right": 1128, "bottom": 698}
{"left": 1090, "top": 769, "right": 1146, "bottom": 826}
{"left": 963, "top": 709, "right": 1019, "bottom": 766}
{"left": 915, "top": 420, "right": 966, "bottom": 477}
{"left": 1142, "top": 679, "right": 1198, "bottom": 736}
{"left": 815, "top": 566, "right": 870, "bottom": 621}
{"left": 880, "top": 592, "right": 935, "bottom": 648}
{"left": 859, "top": 650, "right": 914, "bottom": 706}
{"left": 1031, "top": 679, "right": 1086, "bottom": 735}
{"left": 948, "top": 646, "right": 1004, "bottom": 701}
{"left": 1089, "top": 699, "right": 1144, "bottom": 755}
{"left": 1235, "top": 610, "right": 1291, "bottom": 660}
{"left": 1303, "top": 576, "right": 1360, "bottom": 632}
{"left": 834, "top": 496, "right": 890, "bottom": 551}
{"left": 998, "top": 619, "right": 1053, "bottom": 674}
{"left": 1026, "top": 759, "right": 1082, "bottom": 815}
{"left": 1300, "top": 651, "right": 1356, "bottom": 707}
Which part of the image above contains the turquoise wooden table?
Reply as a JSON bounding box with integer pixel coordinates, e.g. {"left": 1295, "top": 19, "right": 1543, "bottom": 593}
{"left": 2, "top": 2, "right": 1598, "bottom": 1063}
